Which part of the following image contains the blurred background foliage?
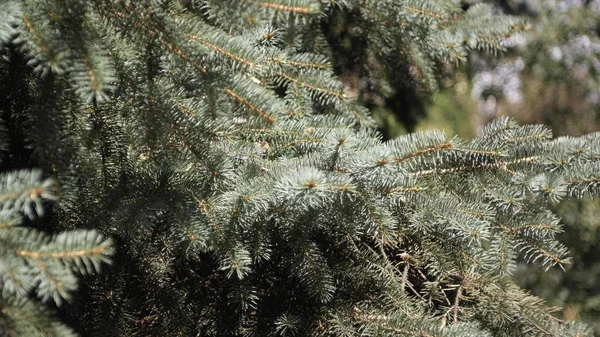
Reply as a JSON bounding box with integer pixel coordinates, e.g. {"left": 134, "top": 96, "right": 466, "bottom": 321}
{"left": 327, "top": 0, "right": 600, "bottom": 333}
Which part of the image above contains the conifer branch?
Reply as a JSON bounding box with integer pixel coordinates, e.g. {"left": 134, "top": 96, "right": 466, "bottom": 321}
{"left": 353, "top": 314, "right": 437, "bottom": 337}
{"left": 221, "top": 87, "right": 277, "bottom": 124}
{"left": 405, "top": 6, "right": 444, "bottom": 20}
{"left": 21, "top": 14, "right": 56, "bottom": 66}
{"left": 276, "top": 73, "right": 345, "bottom": 99}
{"left": 2, "top": 1, "right": 596, "bottom": 335}
{"left": 392, "top": 142, "right": 454, "bottom": 163}
{"left": 267, "top": 56, "right": 329, "bottom": 70}
{"left": 411, "top": 156, "right": 539, "bottom": 177}
{"left": 13, "top": 246, "right": 109, "bottom": 260}
{"left": 453, "top": 285, "right": 462, "bottom": 323}
{"left": 185, "top": 33, "right": 261, "bottom": 69}
{"left": 242, "top": 0, "right": 320, "bottom": 15}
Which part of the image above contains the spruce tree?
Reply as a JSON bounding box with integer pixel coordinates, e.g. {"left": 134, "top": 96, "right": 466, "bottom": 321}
{"left": 465, "top": 0, "right": 600, "bottom": 332}
{"left": 0, "top": 1, "right": 598, "bottom": 336}
{"left": 0, "top": 169, "right": 112, "bottom": 336}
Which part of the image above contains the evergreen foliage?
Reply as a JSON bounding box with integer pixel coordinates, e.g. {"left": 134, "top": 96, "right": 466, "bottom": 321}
{"left": 463, "top": 0, "right": 600, "bottom": 332}
{"left": 433, "top": 1, "right": 600, "bottom": 332}
{"left": 516, "top": 196, "right": 600, "bottom": 334}
{"left": 0, "top": 170, "right": 112, "bottom": 336}
{"left": 0, "top": 0, "right": 598, "bottom": 336}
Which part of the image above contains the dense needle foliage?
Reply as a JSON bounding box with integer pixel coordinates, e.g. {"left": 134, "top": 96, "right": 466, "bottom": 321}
{"left": 463, "top": 0, "right": 600, "bottom": 333}
{"left": 0, "top": 1, "right": 599, "bottom": 336}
